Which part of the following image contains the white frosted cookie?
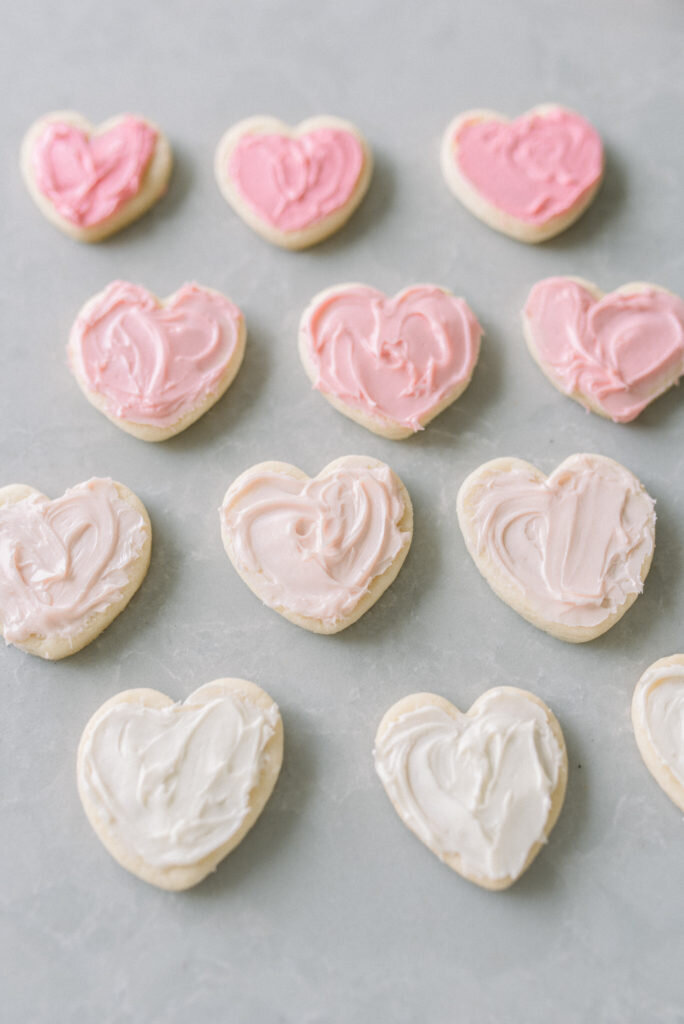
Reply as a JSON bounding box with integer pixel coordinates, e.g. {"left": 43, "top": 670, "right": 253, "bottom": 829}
{"left": 0, "top": 478, "right": 151, "bottom": 659}
{"left": 220, "top": 455, "right": 412, "bottom": 633}
{"left": 375, "top": 687, "right": 568, "bottom": 890}
{"left": 298, "top": 283, "right": 483, "bottom": 439}
{"left": 21, "top": 110, "right": 172, "bottom": 242}
{"left": 457, "top": 454, "right": 655, "bottom": 643}
{"left": 523, "top": 277, "right": 684, "bottom": 422}
{"left": 68, "top": 281, "right": 246, "bottom": 441}
{"left": 214, "top": 115, "right": 373, "bottom": 249}
{"left": 632, "top": 655, "right": 684, "bottom": 813}
{"left": 441, "top": 104, "right": 604, "bottom": 243}
{"left": 77, "top": 678, "right": 283, "bottom": 891}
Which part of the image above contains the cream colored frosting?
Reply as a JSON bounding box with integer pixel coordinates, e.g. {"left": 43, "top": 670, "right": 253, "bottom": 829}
{"left": 80, "top": 686, "right": 279, "bottom": 868}
{"left": 374, "top": 689, "right": 564, "bottom": 881}
{"left": 634, "top": 664, "right": 684, "bottom": 785}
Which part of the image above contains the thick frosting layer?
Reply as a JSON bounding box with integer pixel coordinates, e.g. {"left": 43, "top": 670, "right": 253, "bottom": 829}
{"left": 375, "top": 690, "right": 564, "bottom": 881}
{"left": 468, "top": 455, "right": 655, "bottom": 628}
{"left": 32, "top": 116, "right": 157, "bottom": 227}
{"left": 302, "top": 286, "right": 482, "bottom": 430}
{"left": 69, "top": 281, "right": 243, "bottom": 427}
{"left": 634, "top": 664, "right": 684, "bottom": 785}
{"left": 454, "top": 108, "right": 603, "bottom": 223}
{"left": 525, "top": 279, "right": 684, "bottom": 422}
{"left": 0, "top": 478, "right": 147, "bottom": 645}
{"left": 80, "top": 687, "right": 279, "bottom": 868}
{"left": 228, "top": 129, "right": 364, "bottom": 232}
{"left": 221, "top": 464, "right": 409, "bottom": 623}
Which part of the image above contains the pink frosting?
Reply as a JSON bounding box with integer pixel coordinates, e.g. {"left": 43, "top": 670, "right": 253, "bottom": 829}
{"left": 524, "top": 278, "right": 684, "bottom": 422}
{"left": 454, "top": 108, "right": 603, "bottom": 223}
{"left": 0, "top": 478, "right": 147, "bottom": 645}
{"left": 69, "top": 282, "right": 243, "bottom": 428}
{"left": 302, "top": 286, "right": 482, "bottom": 431}
{"left": 32, "top": 116, "right": 157, "bottom": 227}
{"left": 228, "top": 129, "right": 364, "bottom": 232}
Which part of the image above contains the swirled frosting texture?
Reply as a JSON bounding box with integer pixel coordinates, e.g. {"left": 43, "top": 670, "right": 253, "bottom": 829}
{"left": 466, "top": 455, "right": 655, "bottom": 628}
{"left": 32, "top": 117, "right": 157, "bottom": 227}
{"left": 524, "top": 279, "right": 684, "bottom": 422}
{"left": 69, "top": 281, "right": 243, "bottom": 427}
{"left": 302, "top": 286, "right": 482, "bottom": 430}
{"left": 375, "top": 690, "right": 564, "bottom": 881}
{"left": 221, "top": 464, "right": 410, "bottom": 623}
{"left": 228, "top": 129, "right": 364, "bottom": 231}
{"left": 454, "top": 108, "right": 603, "bottom": 223}
{"left": 0, "top": 478, "right": 147, "bottom": 645}
{"left": 634, "top": 664, "right": 684, "bottom": 786}
{"left": 80, "top": 686, "right": 279, "bottom": 868}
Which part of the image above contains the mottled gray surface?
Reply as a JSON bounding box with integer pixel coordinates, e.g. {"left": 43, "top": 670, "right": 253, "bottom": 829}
{"left": 2, "top": 2, "right": 684, "bottom": 1021}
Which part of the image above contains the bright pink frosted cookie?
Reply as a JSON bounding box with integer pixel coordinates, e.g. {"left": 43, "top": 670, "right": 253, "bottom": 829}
{"left": 68, "top": 281, "right": 246, "bottom": 441}
{"left": 214, "top": 116, "right": 373, "bottom": 249}
{"left": 299, "top": 284, "right": 483, "bottom": 439}
{"left": 21, "top": 111, "right": 172, "bottom": 242}
{"left": 441, "top": 105, "right": 604, "bottom": 243}
{"left": 523, "top": 277, "right": 684, "bottom": 422}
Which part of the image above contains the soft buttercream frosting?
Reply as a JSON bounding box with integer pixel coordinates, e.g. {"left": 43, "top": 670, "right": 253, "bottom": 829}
{"left": 80, "top": 686, "right": 279, "bottom": 868}
{"left": 375, "top": 689, "right": 564, "bottom": 881}
{"left": 634, "top": 663, "right": 684, "bottom": 785}
{"left": 69, "top": 281, "right": 243, "bottom": 428}
{"left": 302, "top": 285, "right": 482, "bottom": 430}
{"left": 0, "top": 478, "right": 147, "bottom": 645}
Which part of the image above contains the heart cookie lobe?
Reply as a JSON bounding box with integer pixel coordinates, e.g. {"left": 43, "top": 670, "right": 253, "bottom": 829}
{"left": 441, "top": 105, "right": 603, "bottom": 243}
{"left": 214, "top": 116, "right": 373, "bottom": 249}
{"left": 299, "top": 284, "right": 483, "bottom": 439}
{"left": 220, "top": 456, "right": 413, "bottom": 634}
{"left": 523, "top": 277, "right": 684, "bottom": 423}
{"left": 21, "top": 111, "right": 172, "bottom": 242}
{"left": 457, "top": 454, "right": 655, "bottom": 642}
{"left": 77, "top": 678, "right": 283, "bottom": 891}
{"left": 632, "top": 655, "right": 684, "bottom": 813}
{"left": 375, "top": 688, "right": 568, "bottom": 889}
{"left": 68, "top": 281, "right": 246, "bottom": 441}
{"left": 0, "top": 478, "right": 151, "bottom": 659}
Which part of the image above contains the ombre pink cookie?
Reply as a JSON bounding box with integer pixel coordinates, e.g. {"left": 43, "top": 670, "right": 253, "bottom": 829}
{"left": 441, "top": 105, "right": 604, "bottom": 242}
{"left": 68, "top": 281, "right": 246, "bottom": 441}
{"left": 299, "top": 284, "right": 483, "bottom": 439}
{"left": 215, "top": 116, "right": 373, "bottom": 249}
{"left": 523, "top": 277, "right": 684, "bottom": 422}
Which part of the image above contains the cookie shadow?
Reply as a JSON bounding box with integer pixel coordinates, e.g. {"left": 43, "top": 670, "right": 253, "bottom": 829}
{"left": 541, "top": 143, "right": 627, "bottom": 251}
{"left": 104, "top": 141, "right": 194, "bottom": 246}
{"left": 312, "top": 150, "right": 396, "bottom": 255}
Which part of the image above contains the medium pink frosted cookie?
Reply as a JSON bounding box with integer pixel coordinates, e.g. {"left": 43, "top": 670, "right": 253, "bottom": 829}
{"left": 214, "top": 116, "right": 373, "bottom": 249}
{"left": 21, "top": 111, "right": 172, "bottom": 242}
{"left": 68, "top": 281, "right": 246, "bottom": 441}
{"left": 523, "top": 277, "right": 684, "bottom": 422}
{"left": 299, "top": 284, "right": 483, "bottom": 439}
{"left": 441, "top": 104, "right": 604, "bottom": 243}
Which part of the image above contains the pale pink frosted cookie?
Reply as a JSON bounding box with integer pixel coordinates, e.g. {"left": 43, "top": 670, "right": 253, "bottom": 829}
{"left": 0, "top": 478, "right": 151, "bottom": 659}
{"left": 214, "top": 116, "right": 373, "bottom": 249}
{"left": 523, "top": 277, "right": 684, "bottom": 422}
{"left": 21, "top": 111, "right": 172, "bottom": 242}
{"left": 441, "top": 104, "right": 604, "bottom": 243}
{"left": 632, "top": 656, "right": 684, "bottom": 813}
{"left": 457, "top": 454, "right": 655, "bottom": 643}
{"left": 299, "top": 284, "right": 483, "bottom": 439}
{"left": 68, "top": 281, "right": 246, "bottom": 441}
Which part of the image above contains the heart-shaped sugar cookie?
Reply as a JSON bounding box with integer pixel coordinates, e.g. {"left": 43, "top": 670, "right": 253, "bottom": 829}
{"left": 214, "top": 116, "right": 373, "bottom": 249}
{"left": 78, "top": 678, "right": 283, "bottom": 890}
{"left": 220, "top": 456, "right": 412, "bottom": 633}
{"left": 632, "top": 656, "right": 684, "bottom": 813}
{"left": 375, "top": 687, "right": 568, "bottom": 889}
{"left": 299, "top": 284, "right": 483, "bottom": 439}
{"left": 523, "top": 277, "right": 684, "bottom": 422}
{"left": 21, "top": 111, "right": 172, "bottom": 242}
{"left": 0, "top": 478, "right": 151, "bottom": 659}
{"left": 441, "top": 105, "right": 604, "bottom": 242}
{"left": 458, "top": 454, "right": 655, "bottom": 642}
{"left": 68, "top": 281, "right": 246, "bottom": 441}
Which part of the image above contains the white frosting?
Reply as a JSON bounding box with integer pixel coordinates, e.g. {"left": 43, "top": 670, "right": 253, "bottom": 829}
{"left": 374, "top": 689, "right": 564, "bottom": 881}
{"left": 80, "top": 686, "right": 279, "bottom": 868}
{"left": 634, "top": 663, "right": 684, "bottom": 785}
